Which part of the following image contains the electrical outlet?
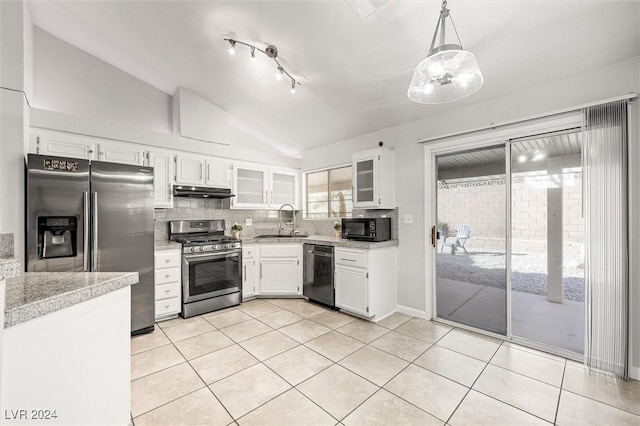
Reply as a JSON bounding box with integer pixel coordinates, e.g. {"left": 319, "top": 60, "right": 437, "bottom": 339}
{"left": 245, "top": 218, "right": 252, "bottom": 226}
{"left": 403, "top": 214, "right": 413, "bottom": 224}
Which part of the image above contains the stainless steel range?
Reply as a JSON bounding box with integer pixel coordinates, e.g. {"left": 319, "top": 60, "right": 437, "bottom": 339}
{"left": 170, "top": 220, "right": 242, "bottom": 318}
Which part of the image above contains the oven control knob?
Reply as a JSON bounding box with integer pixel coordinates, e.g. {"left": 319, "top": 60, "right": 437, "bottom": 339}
{"left": 193, "top": 246, "right": 202, "bottom": 253}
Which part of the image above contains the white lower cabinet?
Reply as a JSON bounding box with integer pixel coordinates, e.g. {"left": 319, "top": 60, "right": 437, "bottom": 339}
{"left": 242, "top": 245, "right": 258, "bottom": 300}
{"left": 154, "top": 249, "right": 182, "bottom": 321}
{"left": 335, "top": 264, "right": 369, "bottom": 317}
{"left": 335, "top": 246, "right": 397, "bottom": 320}
{"left": 252, "top": 244, "right": 302, "bottom": 296}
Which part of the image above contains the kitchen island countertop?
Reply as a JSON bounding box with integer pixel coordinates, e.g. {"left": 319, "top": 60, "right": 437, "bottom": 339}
{"left": 4, "top": 272, "right": 138, "bottom": 328}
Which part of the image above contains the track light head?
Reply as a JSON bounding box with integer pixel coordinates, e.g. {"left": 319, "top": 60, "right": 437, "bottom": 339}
{"left": 227, "top": 39, "right": 236, "bottom": 55}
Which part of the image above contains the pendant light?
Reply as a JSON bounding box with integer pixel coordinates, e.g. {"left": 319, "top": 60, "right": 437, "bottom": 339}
{"left": 407, "top": 0, "right": 483, "bottom": 104}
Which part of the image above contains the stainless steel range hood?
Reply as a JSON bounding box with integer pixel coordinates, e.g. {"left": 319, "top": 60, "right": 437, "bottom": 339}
{"left": 173, "top": 185, "right": 235, "bottom": 199}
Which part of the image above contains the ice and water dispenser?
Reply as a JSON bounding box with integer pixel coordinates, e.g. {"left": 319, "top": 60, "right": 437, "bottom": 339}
{"left": 37, "top": 216, "right": 78, "bottom": 259}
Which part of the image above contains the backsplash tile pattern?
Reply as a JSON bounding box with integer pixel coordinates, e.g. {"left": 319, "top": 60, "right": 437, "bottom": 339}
{"left": 154, "top": 200, "right": 398, "bottom": 241}
{"left": 0, "top": 233, "right": 14, "bottom": 259}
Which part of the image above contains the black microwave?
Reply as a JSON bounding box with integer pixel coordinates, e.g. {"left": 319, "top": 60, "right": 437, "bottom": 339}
{"left": 342, "top": 218, "right": 391, "bottom": 242}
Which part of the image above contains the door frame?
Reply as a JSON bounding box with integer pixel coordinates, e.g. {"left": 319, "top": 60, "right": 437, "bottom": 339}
{"left": 423, "top": 111, "right": 583, "bottom": 352}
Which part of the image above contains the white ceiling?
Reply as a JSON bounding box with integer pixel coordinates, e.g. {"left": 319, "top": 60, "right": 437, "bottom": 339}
{"left": 27, "top": 1, "right": 640, "bottom": 157}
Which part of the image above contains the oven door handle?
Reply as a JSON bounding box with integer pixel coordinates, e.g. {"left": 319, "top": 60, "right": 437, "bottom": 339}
{"left": 183, "top": 251, "right": 240, "bottom": 262}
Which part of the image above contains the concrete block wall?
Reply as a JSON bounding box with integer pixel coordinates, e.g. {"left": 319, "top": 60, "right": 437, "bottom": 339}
{"left": 438, "top": 172, "right": 584, "bottom": 254}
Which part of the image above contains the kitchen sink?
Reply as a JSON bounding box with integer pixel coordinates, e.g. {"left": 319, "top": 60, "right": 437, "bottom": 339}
{"left": 254, "top": 234, "right": 308, "bottom": 238}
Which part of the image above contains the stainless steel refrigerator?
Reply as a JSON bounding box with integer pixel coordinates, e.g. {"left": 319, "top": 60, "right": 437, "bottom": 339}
{"left": 25, "top": 154, "right": 155, "bottom": 335}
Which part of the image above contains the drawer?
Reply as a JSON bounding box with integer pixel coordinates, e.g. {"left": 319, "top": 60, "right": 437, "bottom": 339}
{"left": 335, "top": 248, "right": 367, "bottom": 268}
{"left": 155, "top": 250, "right": 181, "bottom": 269}
{"left": 155, "top": 267, "right": 180, "bottom": 285}
{"left": 243, "top": 245, "right": 257, "bottom": 258}
{"left": 155, "top": 297, "right": 180, "bottom": 317}
{"left": 156, "top": 282, "right": 181, "bottom": 301}
{"left": 260, "top": 244, "right": 300, "bottom": 258}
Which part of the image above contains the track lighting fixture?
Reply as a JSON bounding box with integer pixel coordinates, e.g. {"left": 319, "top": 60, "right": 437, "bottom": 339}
{"left": 223, "top": 38, "right": 301, "bottom": 94}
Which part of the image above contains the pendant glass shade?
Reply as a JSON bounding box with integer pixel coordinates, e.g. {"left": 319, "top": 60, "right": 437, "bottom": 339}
{"left": 408, "top": 45, "right": 483, "bottom": 104}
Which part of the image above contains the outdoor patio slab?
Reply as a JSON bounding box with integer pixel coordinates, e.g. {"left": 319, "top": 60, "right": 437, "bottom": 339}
{"left": 436, "top": 278, "right": 584, "bottom": 354}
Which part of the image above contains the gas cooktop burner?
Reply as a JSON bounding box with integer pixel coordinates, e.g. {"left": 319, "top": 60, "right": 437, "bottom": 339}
{"left": 173, "top": 235, "right": 236, "bottom": 245}
{"left": 169, "top": 219, "right": 242, "bottom": 254}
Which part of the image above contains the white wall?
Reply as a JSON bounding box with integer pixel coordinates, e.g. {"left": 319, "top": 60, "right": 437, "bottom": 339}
{"left": 302, "top": 56, "right": 640, "bottom": 318}
{"left": 32, "top": 27, "right": 172, "bottom": 135}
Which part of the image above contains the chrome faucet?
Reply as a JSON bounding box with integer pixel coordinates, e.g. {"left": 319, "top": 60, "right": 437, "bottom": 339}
{"left": 278, "top": 203, "right": 296, "bottom": 236}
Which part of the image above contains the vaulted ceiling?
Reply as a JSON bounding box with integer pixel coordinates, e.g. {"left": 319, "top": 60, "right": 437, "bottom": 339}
{"left": 28, "top": 1, "right": 640, "bottom": 156}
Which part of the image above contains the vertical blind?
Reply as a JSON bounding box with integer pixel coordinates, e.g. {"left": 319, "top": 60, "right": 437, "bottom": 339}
{"left": 583, "top": 100, "right": 629, "bottom": 379}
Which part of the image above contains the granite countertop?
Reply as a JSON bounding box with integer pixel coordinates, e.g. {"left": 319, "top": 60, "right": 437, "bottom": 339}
{"left": 4, "top": 272, "right": 138, "bottom": 329}
{"left": 242, "top": 234, "right": 399, "bottom": 249}
{"left": 154, "top": 241, "right": 183, "bottom": 251}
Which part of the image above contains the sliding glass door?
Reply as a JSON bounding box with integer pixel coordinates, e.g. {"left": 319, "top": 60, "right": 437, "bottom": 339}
{"left": 510, "top": 130, "right": 584, "bottom": 353}
{"left": 435, "top": 146, "right": 507, "bottom": 335}
{"left": 433, "top": 131, "right": 585, "bottom": 355}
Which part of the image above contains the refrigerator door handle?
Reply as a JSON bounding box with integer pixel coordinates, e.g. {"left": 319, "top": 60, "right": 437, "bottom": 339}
{"left": 92, "top": 192, "right": 99, "bottom": 271}
{"left": 83, "top": 192, "right": 90, "bottom": 271}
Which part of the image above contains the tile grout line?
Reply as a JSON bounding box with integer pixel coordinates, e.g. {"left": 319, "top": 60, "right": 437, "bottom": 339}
{"left": 443, "top": 335, "right": 502, "bottom": 425}
{"left": 554, "top": 359, "right": 568, "bottom": 425}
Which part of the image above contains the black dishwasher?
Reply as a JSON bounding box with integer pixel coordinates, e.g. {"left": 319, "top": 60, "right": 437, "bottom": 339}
{"left": 303, "top": 244, "right": 335, "bottom": 308}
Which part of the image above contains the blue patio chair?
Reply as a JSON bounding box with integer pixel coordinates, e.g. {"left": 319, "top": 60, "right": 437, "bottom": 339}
{"left": 441, "top": 225, "right": 471, "bottom": 254}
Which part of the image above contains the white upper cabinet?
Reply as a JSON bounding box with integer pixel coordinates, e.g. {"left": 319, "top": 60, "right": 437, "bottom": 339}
{"left": 31, "top": 129, "right": 96, "bottom": 160}
{"left": 205, "top": 159, "right": 232, "bottom": 188}
{"left": 175, "top": 153, "right": 204, "bottom": 185}
{"left": 98, "top": 142, "right": 145, "bottom": 166}
{"left": 352, "top": 147, "right": 395, "bottom": 209}
{"left": 270, "top": 168, "right": 298, "bottom": 207}
{"left": 232, "top": 163, "right": 299, "bottom": 210}
{"left": 147, "top": 149, "right": 174, "bottom": 208}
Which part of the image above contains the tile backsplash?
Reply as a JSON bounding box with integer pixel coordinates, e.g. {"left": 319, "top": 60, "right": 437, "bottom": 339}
{"left": 0, "top": 233, "right": 14, "bottom": 259}
{"left": 154, "top": 200, "right": 398, "bottom": 241}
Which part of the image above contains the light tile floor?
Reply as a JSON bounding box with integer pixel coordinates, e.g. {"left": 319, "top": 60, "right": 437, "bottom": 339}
{"left": 130, "top": 298, "right": 640, "bottom": 426}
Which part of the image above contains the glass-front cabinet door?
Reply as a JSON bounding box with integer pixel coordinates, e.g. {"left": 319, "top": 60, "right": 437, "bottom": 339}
{"left": 353, "top": 156, "right": 376, "bottom": 208}
{"left": 233, "top": 165, "right": 268, "bottom": 209}
{"left": 270, "top": 169, "right": 298, "bottom": 208}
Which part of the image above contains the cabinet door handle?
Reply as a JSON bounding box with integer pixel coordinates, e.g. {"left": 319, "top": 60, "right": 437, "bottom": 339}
{"left": 165, "top": 289, "right": 170, "bottom": 293}
{"left": 207, "top": 164, "right": 210, "bottom": 182}
{"left": 244, "top": 265, "right": 247, "bottom": 282}
{"left": 199, "top": 163, "right": 203, "bottom": 180}
{"left": 260, "top": 263, "right": 263, "bottom": 279}
{"left": 340, "top": 258, "right": 356, "bottom": 262}
{"left": 165, "top": 259, "right": 171, "bottom": 263}
{"left": 165, "top": 274, "right": 170, "bottom": 278}
{"left": 165, "top": 304, "right": 170, "bottom": 309}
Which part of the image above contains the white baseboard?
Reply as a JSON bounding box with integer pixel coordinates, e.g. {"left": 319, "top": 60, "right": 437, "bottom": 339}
{"left": 629, "top": 365, "right": 640, "bottom": 381}
{"left": 397, "top": 304, "right": 429, "bottom": 319}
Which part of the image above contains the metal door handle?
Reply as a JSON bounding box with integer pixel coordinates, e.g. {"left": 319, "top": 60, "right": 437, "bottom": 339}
{"left": 165, "top": 274, "right": 170, "bottom": 278}
{"left": 165, "top": 289, "right": 170, "bottom": 293}
{"left": 165, "top": 259, "right": 171, "bottom": 263}
{"left": 199, "top": 163, "right": 203, "bottom": 180}
{"left": 244, "top": 265, "right": 247, "bottom": 282}
{"left": 431, "top": 226, "right": 436, "bottom": 248}
{"left": 165, "top": 304, "right": 170, "bottom": 309}
{"left": 83, "top": 192, "right": 90, "bottom": 271}
{"left": 207, "top": 164, "right": 210, "bottom": 182}
{"left": 260, "top": 263, "right": 263, "bottom": 279}
{"left": 92, "top": 192, "right": 98, "bottom": 270}
{"left": 340, "top": 258, "right": 356, "bottom": 262}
